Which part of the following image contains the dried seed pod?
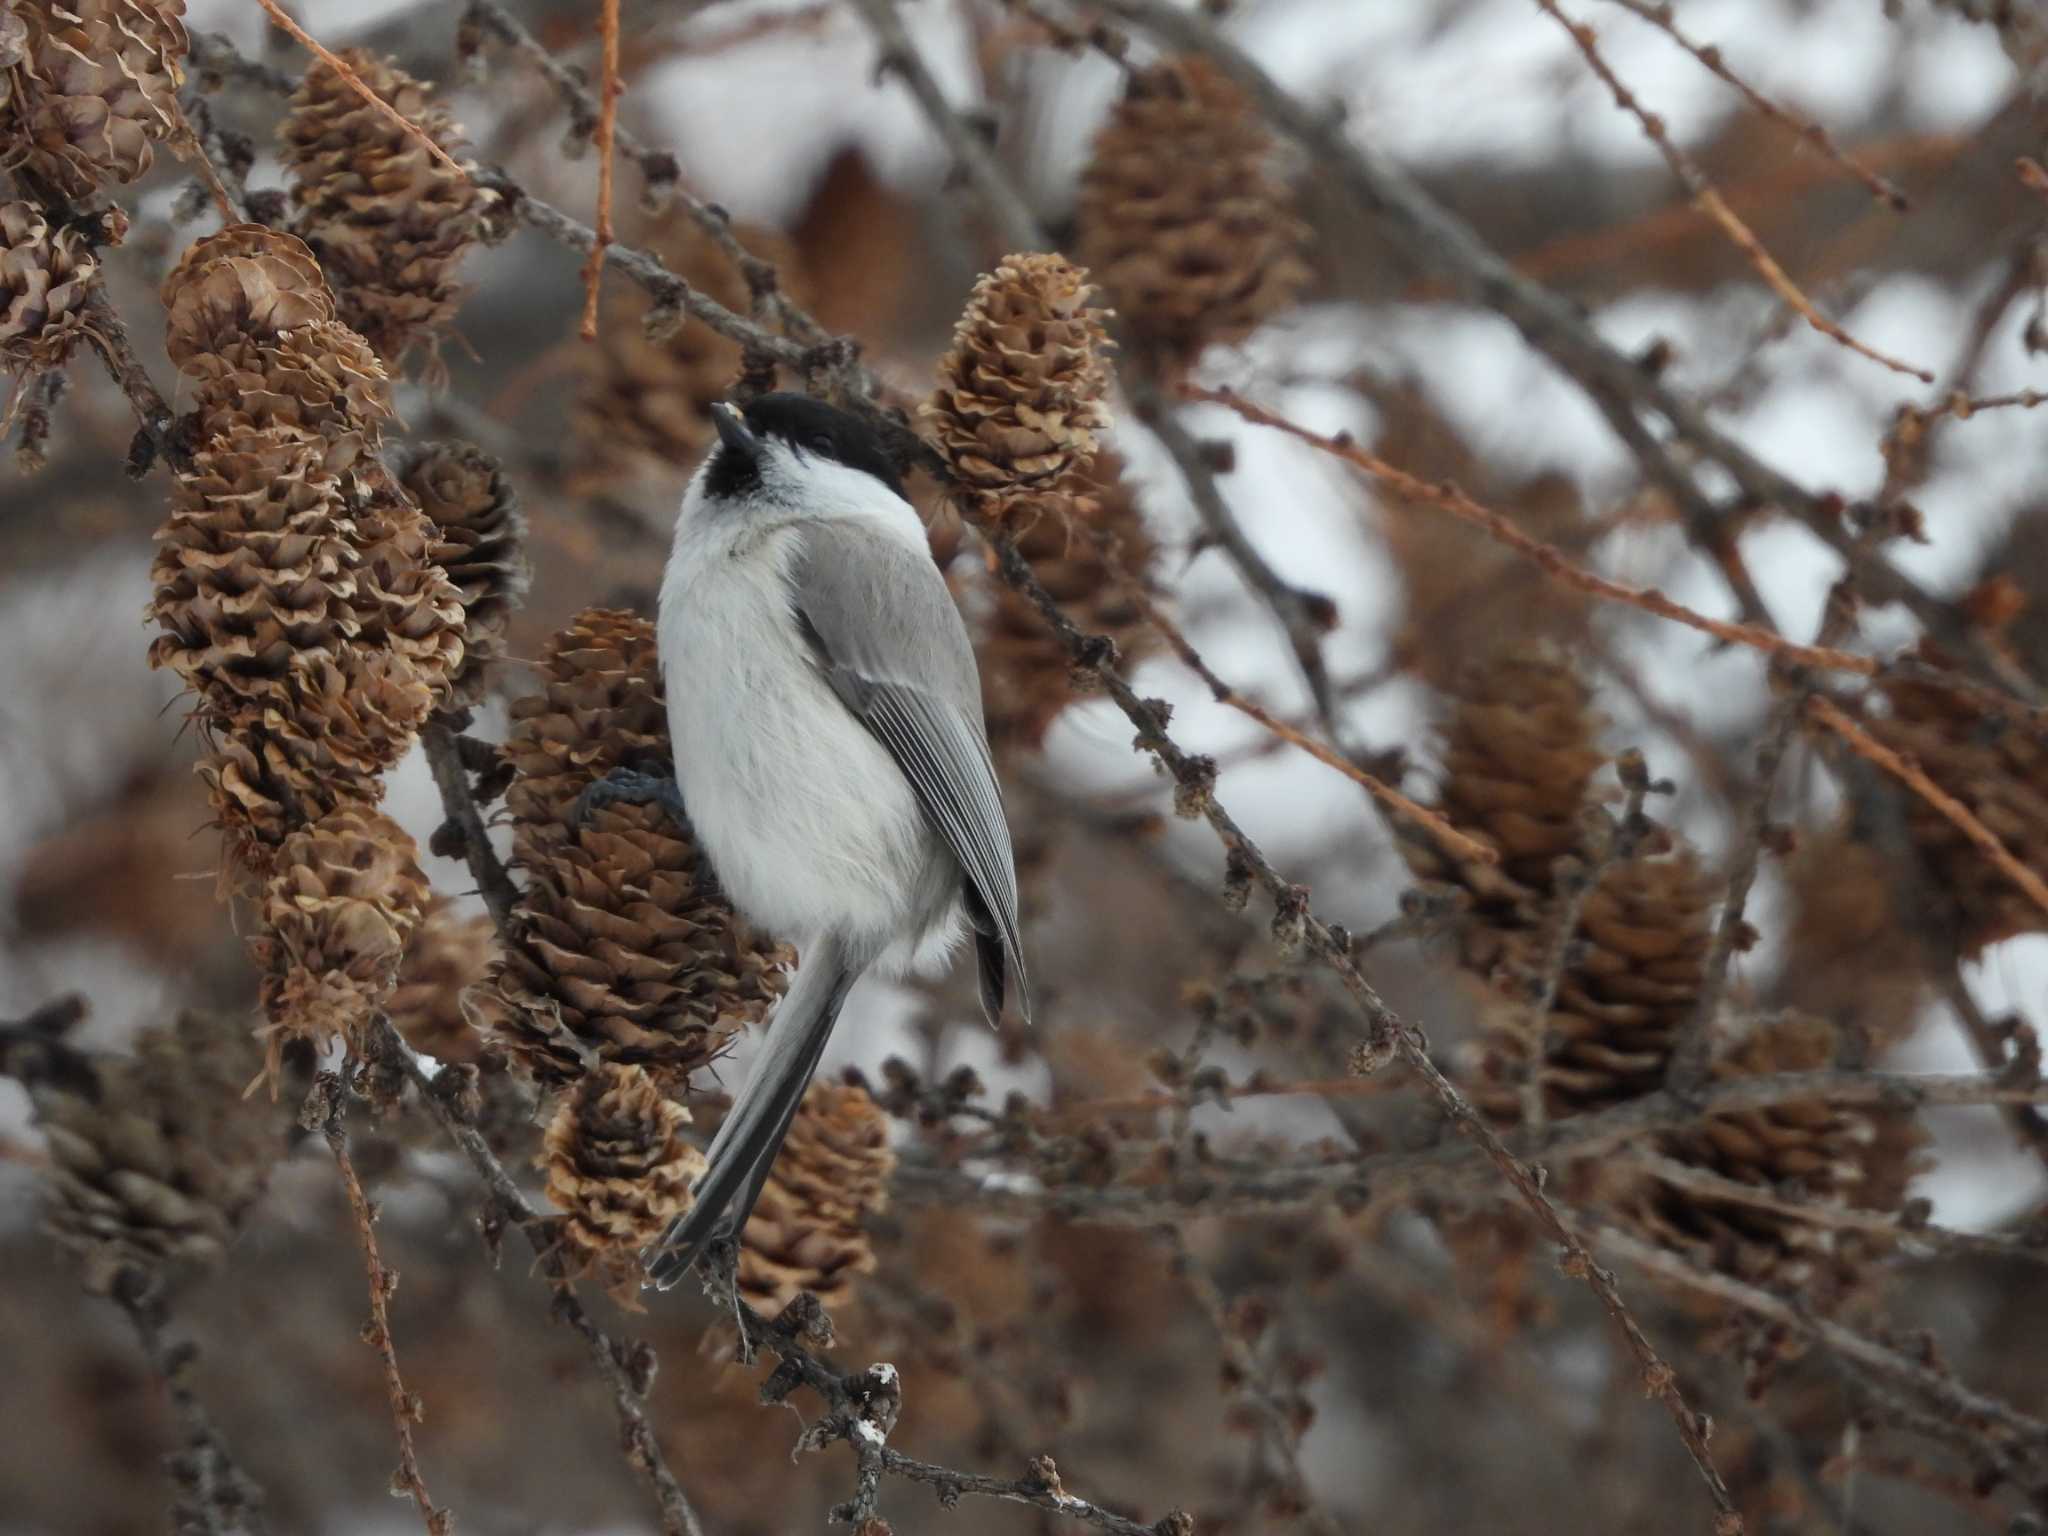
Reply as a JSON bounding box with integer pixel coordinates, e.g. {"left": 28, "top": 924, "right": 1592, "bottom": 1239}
{"left": 738, "top": 1080, "right": 894, "bottom": 1316}
{"left": 569, "top": 214, "right": 801, "bottom": 492}
{"left": 398, "top": 440, "right": 530, "bottom": 708}
{"left": 541, "top": 1062, "right": 703, "bottom": 1302}
{"left": 2, "top": 0, "right": 188, "bottom": 200}
{"left": 2, "top": 1006, "right": 277, "bottom": 1295}
{"left": 486, "top": 609, "right": 790, "bottom": 1088}
{"left": 252, "top": 806, "right": 431, "bottom": 1073}
{"left": 1873, "top": 660, "right": 2048, "bottom": 956}
{"left": 978, "top": 450, "right": 1159, "bottom": 750}
{"left": 1076, "top": 56, "right": 1308, "bottom": 368}
{"left": 0, "top": 199, "right": 97, "bottom": 372}
{"left": 1629, "top": 1014, "right": 1928, "bottom": 1307}
{"left": 924, "top": 252, "right": 1112, "bottom": 521}
{"left": 388, "top": 895, "right": 497, "bottom": 1064}
{"left": 1778, "top": 828, "right": 1927, "bottom": 1050}
{"left": 280, "top": 48, "right": 490, "bottom": 367}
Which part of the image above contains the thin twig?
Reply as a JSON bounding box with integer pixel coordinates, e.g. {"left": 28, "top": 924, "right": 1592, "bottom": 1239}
{"left": 579, "top": 0, "right": 623, "bottom": 342}
{"left": 1536, "top": 0, "right": 1931, "bottom": 382}
{"left": 1081, "top": 509, "right": 1493, "bottom": 866}
{"left": 1131, "top": 371, "right": 1343, "bottom": 732}
{"left": 380, "top": 1025, "right": 709, "bottom": 1536}
{"left": 110, "top": 1272, "right": 270, "bottom": 1536}
{"left": 307, "top": 1077, "right": 452, "bottom": 1535}
{"left": 1630, "top": 1153, "right": 2048, "bottom": 1266}
{"left": 421, "top": 720, "right": 521, "bottom": 930}
{"left": 1599, "top": 0, "right": 1908, "bottom": 210}
{"left": 1808, "top": 694, "right": 2048, "bottom": 925}
{"left": 981, "top": 531, "right": 1746, "bottom": 1531}
{"left": 1594, "top": 1220, "right": 2048, "bottom": 1451}
{"left": 251, "top": 0, "right": 472, "bottom": 181}
{"left": 844, "top": 0, "right": 1048, "bottom": 252}
{"left": 1187, "top": 383, "right": 1881, "bottom": 678}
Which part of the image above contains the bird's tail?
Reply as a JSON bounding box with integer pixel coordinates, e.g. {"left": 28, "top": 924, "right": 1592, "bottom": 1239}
{"left": 645, "top": 932, "right": 859, "bottom": 1292}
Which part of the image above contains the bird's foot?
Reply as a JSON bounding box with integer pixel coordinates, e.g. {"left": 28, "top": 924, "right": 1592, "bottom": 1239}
{"left": 572, "top": 767, "right": 688, "bottom": 830}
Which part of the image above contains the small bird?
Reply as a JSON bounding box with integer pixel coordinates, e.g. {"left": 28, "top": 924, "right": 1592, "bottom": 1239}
{"left": 635, "top": 392, "right": 1028, "bottom": 1290}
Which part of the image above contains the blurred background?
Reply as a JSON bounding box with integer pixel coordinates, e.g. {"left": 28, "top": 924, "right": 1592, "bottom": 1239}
{"left": 4, "top": 0, "right": 2048, "bottom": 1532}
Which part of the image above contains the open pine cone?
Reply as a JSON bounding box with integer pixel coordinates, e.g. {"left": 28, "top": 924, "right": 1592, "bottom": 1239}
{"left": 1, "top": 1004, "right": 278, "bottom": 1295}
{"left": 541, "top": 1062, "right": 703, "bottom": 1302}
{"left": 1, "top": 0, "right": 188, "bottom": 200}
{"left": 252, "top": 806, "right": 431, "bottom": 1074}
{"left": 149, "top": 224, "right": 463, "bottom": 878}
{"left": 738, "top": 1080, "right": 894, "bottom": 1316}
{"left": 484, "top": 608, "right": 791, "bottom": 1089}
{"left": 399, "top": 440, "right": 530, "bottom": 709}
{"left": 280, "top": 47, "right": 491, "bottom": 367}
{"left": 1, "top": 199, "right": 97, "bottom": 372}
{"left": 1077, "top": 55, "right": 1308, "bottom": 369}
{"left": 924, "top": 252, "right": 1112, "bottom": 524}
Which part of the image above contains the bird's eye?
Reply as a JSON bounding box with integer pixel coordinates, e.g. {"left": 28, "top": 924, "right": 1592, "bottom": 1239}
{"left": 808, "top": 434, "right": 834, "bottom": 454}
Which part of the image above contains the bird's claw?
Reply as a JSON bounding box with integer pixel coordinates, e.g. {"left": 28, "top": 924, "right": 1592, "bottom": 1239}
{"left": 572, "top": 767, "right": 689, "bottom": 830}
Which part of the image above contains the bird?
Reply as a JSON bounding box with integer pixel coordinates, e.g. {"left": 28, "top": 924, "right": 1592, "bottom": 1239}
{"left": 621, "top": 391, "right": 1029, "bottom": 1291}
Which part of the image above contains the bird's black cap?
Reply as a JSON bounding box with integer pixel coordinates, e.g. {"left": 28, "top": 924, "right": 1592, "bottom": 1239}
{"left": 703, "top": 393, "right": 906, "bottom": 502}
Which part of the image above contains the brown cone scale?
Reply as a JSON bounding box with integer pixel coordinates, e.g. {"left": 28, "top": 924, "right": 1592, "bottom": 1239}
{"left": 737, "top": 1080, "right": 894, "bottom": 1316}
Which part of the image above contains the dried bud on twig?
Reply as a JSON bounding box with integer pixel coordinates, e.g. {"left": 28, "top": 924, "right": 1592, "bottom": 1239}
{"left": 541, "top": 1062, "right": 703, "bottom": 1303}
{"left": 280, "top": 48, "right": 491, "bottom": 368}
{"left": 1, "top": 200, "right": 97, "bottom": 373}
{"left": 483, "top": 608, "right": 791, "bottom": 1089}
{"left": 924, "top": 252, "right": 1111, "bottom": 522}
{"left": 0, "top": 0, "right": 188, "bottom": 200}
{"left": 398, "top": 440, "right": 530, "bottom": 709}
{"left": 1077, "top": 56, "right": 1308, "bottom": 370}
{"left": 3, "top": 1006, "right": 277, "bottom": 1295}
{"left": 252, "top": 806, "right": 431, "bottom": 1075}
{"left": 738, "top": 1080, "right": 894, "bottom": 1316}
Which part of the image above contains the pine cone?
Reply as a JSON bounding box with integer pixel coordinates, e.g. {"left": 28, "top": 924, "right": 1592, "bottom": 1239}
{"left": 979, "top": 450, "right": 1158, "bottom": 750}
{"left": 161, "top": 221, "right": 334, "bottom": 369}
{"left": 569, "top": 214, "right": 799, "bottom": 492}
{"left": 1, "top": 199, "right": 97, "bottom": 372}
{"left": 253, "top": 806, "right": 430, "bottom": 1074}
{"left": 1873, "top": 663, "right": 2048, "bottom": 956}
{"left": 398, "top": 440, "right": 529, "bottom": 708}
{"left": 388, "top": 895, "right": 496, "bottom": 1064}
{"left": 541, "top": 1062, "right": 703, "bottom": 1302}
{"left": 280, "top": 48, "right": 490, "bottom": 367}
{"left": 738, "top": 1080, "right": 893, "bottom": 1316}
{"left": 152, "top": 225, "right": 462, "bottom": 877}
{"left": 1629, "top": 1014, "right": 1927, "bottom": 1306}
{"left": 2, "top": 0, "right": 187, "bottom": 200}
{"left": 1076, "top": 56, "right": 1308, "bottom": 368}
{"left": 486, "top": 609, "right": 790, "bottom": 1088}
{"left": 924, "top": 252, "right": 1112, "bottom": 521}
{"left": 1409, "top": 654, "right": 1715, "bottom": 1122}
{"left": 3, "top": 1005, "right": 277, "bottom": 1295}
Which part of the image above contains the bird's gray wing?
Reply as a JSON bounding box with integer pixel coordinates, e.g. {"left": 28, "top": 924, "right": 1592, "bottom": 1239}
{"left": 788, "top": 519, "right": 1029, "bottom": 1025}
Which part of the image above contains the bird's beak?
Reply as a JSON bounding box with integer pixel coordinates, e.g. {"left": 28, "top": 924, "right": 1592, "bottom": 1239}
{"left": 710, "top": 401, "right": 758, "bottom": 460}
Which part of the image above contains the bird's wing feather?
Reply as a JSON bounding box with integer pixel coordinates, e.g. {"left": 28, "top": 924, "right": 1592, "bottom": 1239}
{"left": 789, "top": 520, "right": 1029, "bottom": 1023}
